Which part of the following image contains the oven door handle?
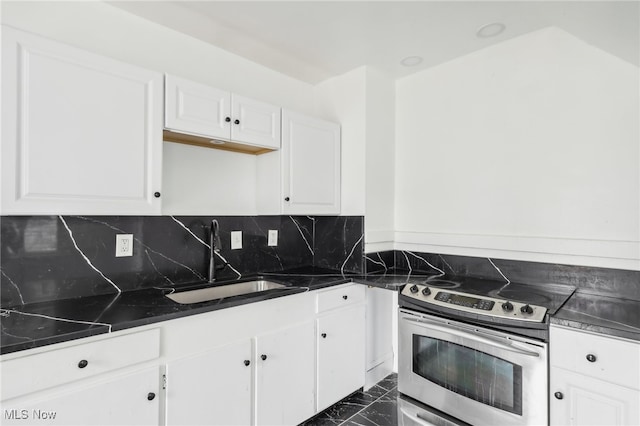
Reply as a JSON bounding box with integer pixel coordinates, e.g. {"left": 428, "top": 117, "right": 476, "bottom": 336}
{"left": 403, "top": 317, "right": 540, "bottom": 357}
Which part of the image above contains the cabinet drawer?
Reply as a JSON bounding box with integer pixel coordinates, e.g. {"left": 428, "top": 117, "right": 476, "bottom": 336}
{"left": 316, "top": 284, "right": 364, "bottom": 313}
{"left": 550, "top": 325, "right": 640, "bottom": 390}
{"left": 1, "top": 329, "right": 160, "bottom": 400}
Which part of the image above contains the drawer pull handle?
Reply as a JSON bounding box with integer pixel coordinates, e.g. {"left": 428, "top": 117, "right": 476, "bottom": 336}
{"left": 343, "top": 295, "right": 348, "bottom": 300}
{"left": 78, "top": 360, "right": 88, "bottom": 369}
{"left": 261, "top": 354, "right": 267, "bottom": 361}
{"left": 321, "top": 333, "right": 327, "bottom": 338}
{"left": 554, "top": 392, "right": 564, "bottom": 400}
{"left": 147, "top": 392, "right": 155, "bottom": 401}
{"left": 244, "top": 360, "right": 250, "bottom": 366}
{"left": 586, "top": 354, "right": 597, "bottom": 363}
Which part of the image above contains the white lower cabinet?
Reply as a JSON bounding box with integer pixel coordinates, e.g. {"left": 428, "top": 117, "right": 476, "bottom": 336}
{"left": 317, "top": 305, "right": 365, "bottom": 411}
{"left": 165, "top": 321, "right": 316, "bottom": 426}
{"left": 165, "top": 339, "right": 252, "bottom": 426}
{"left": 550, "top": 325, "right": 640, "bottom": 426}
{"left": 550, "top": 367, "right": 640, "bottom": 426}
{"left": 162, "top": 284, "right": 365, "bottom": 425}
{"left": 2, "top": 367, "right": 161, "bottom": 426}
{"left": 255, "top": 322, "right": 316, "bottom": 425}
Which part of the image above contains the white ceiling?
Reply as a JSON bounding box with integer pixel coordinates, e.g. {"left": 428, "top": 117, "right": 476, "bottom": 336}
{"left": 109, "top": 1, "right": 640, "bottom": 84}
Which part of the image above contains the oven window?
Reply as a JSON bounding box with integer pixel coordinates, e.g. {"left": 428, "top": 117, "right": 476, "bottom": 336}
{"left": 412, "top": 335, "right": 522, "bottom": 415}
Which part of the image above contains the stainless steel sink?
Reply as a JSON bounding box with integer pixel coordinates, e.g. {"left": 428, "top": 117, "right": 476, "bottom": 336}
{"left": 166, "top": 280, "right": 287, "bottom": 304}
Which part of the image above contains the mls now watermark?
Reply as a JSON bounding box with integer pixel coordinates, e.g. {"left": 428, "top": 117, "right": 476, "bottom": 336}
{"left": 4, "top": 409, "right": 57, "bottom": 421}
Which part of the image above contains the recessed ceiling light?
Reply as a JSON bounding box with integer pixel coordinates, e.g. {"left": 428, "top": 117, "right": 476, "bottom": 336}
{"left": 476, "top": 22, "right": 506, "bottom": 38}
{"left": 400, "top": 56, "right": 423, "bottom": 67}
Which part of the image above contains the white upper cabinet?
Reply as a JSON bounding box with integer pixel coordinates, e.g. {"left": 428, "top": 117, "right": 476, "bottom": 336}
{"left": 165, "top": 74, "right": 231, "bottom": 141}
{"left": 231, "top": 94, "right": 281, "bottom": 148}
{"left": 1, "top": 26, "right": 163, "bottom": 215}
{"left": 281, "top": 110, "right": 341, "bottom": 215}
{"left": 164, "top": 74, "right": 281, "bottom": 151}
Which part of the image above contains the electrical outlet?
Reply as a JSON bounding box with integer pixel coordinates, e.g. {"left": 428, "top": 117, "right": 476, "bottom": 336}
{"left": 115, "top": 234, "right": 133, "bottom": 257}
{"left": 231, "top": 231, "right": 242, "bottom": 250}
{"left": 268, "top": 230, "right": 278, "bottom": 247}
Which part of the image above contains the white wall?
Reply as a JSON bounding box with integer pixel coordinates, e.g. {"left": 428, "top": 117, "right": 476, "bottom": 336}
{"left": 395, "top": 27, "right": 640, "bottom": 270}
{"left": 314, "top": 67, "right": 367, "bottom": 216}
{"left": 1, "top": 1, "right": 319, "bottom": 215}
{"left": 312, "top": 66, "right": 397, "bottom": 232}
{"left": 364, "top": 68, "right": 396, "bottom": 253}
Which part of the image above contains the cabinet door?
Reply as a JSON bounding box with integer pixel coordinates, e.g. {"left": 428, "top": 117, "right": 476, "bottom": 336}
{"left": 317, "top": 305, "right": 365, "bottom": 411}
{"left": 166, "top": 339, "right": 252, "bottom": 426}
{"left": 1, "top": 367, "right": 161, "bottom": 426}
{"left": 281, "top": 110, "right": 341, "bottom": 215}
{"left": 1, "top": 26, "right": 163, "bottom": 215}
{"left": 255, "top": 321, "right": 316, "bottom": 425}
{"left": 550, "top": 367, "right": 640, "bottom": 426}
{"left": 164, "top": 74, "right": 231, "bottom": 141}
{"left": 231, "top": 94, "right": 280, "bottom": 149}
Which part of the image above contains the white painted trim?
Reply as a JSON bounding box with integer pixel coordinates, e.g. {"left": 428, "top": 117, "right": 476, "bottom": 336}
{"left": 394, "top": 231, "right": 640, "bottom": 270}
{"left": 364, "top": 229, "right": 394, "bottom": 253}
{"left": 365, "top": 229, "right": 394, "bottom": 243}
{"left": 365, "top": 241, "right": 394, "bottom": 253}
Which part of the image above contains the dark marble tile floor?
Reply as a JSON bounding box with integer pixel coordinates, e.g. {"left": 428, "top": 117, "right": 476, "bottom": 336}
{"left": 301, "top": 374, "right": 398, "bottom": 426}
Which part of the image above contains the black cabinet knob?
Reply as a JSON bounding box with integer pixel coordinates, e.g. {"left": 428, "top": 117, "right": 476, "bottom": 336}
{"left": 261, "top": 354, "right": 267, "bottom": 361}
{"left": 78, "top": 359, "right": 88, "bottom": 369}
{"left": 321, "top": 333, "right": 327, "bottom": 338}
{"left": 147, "top": 392, "right": 155, "bottom": 401}
{"left": 284, "top": 197, "right": 290, "bottom": 202}
{"left": 586, "top": 354, "right": 597, "bottom": 363}
{"left": 154, "top": 192, "right": 161, "bottom": 198}
{"left": 343, "top": 295, "right": 348, "bottom": 300}
{"left": 554, "top": 392, "right": 564, "bottom": 400}
{"left": 520, "top": 304, "right": 533, "bottom": 314}
{"left": 502, "top": 301, "right": 514, "bottom": 312}
{"left": 225, "top": 117, "right": 231, "bottom": 122}
{"left": 234, "top": 119, "right": 240, "bottom": 125}
{"left": 244, "top": 360, "right": 250, "bottom": 366}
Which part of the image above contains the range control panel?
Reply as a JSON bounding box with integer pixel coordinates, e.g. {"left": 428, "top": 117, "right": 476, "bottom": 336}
{"left": 401, "top": 284, "right": 547, "bottom": 323}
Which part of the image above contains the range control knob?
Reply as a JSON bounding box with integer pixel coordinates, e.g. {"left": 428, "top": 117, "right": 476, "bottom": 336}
{"left": 421, "top": 287, "right": 431, "bottom": 296}
{"left": 501, "top": 301, "right": 514, "bottom": 312}
{"left": 520, "top": 304, "right": 533, "bottom": 314}
{"left": 409, "top": 285, "right": 419, "bottom": 294}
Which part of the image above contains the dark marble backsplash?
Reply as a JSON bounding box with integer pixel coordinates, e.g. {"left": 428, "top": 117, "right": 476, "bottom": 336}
{"left": 1, "top": 215, "right": 364, "bottom": 307}
{"left": 366, "top": 250, "right": 640, "bottom": 301}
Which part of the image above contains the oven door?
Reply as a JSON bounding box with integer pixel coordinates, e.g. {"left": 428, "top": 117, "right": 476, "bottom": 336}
{"left": 398, "top": 308, "right": 548, "bottom": 426}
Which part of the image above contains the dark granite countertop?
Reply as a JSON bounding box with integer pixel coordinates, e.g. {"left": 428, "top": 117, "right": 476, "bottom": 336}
{"left": 0, "top": 268, "right": 433, "bottom": 356}
{"left": 4, "top": 266, "right": 637, "bottom": 356}
{"left": 552, "top": 290, "right": 640, "bottom": 342}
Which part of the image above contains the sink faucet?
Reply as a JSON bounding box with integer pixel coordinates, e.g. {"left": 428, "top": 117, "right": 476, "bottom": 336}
{"left": 208, "top": 220, "right": 226, "bottom": 283}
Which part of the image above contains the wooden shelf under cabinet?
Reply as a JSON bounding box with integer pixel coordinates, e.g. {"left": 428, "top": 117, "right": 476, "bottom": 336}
{"left": 163, "top": 130, "right": 276, "bottom": 155}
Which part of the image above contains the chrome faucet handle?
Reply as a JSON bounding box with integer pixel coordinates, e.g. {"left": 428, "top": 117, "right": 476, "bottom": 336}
{"left": 211, "top": 220, "right": 222, "bottom": 251}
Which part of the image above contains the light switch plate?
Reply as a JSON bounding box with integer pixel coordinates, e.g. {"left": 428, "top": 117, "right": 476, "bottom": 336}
{"left": 268, "top": 230, "right": 278, "bottom": 247}
{"left": 231, "top": 231, "right": 242, "bottom": 250}
{"left": 115, "top": 234, "right": 133, "bottom": 257}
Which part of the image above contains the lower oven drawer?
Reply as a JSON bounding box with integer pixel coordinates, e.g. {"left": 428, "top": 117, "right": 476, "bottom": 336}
{"left": 398, "top": 395, "right": 469, "bottom": 426}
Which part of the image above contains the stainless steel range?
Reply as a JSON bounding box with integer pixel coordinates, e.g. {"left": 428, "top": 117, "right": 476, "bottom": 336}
{"left": 397, "top": 277, "right": 575, "bottom": 426}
